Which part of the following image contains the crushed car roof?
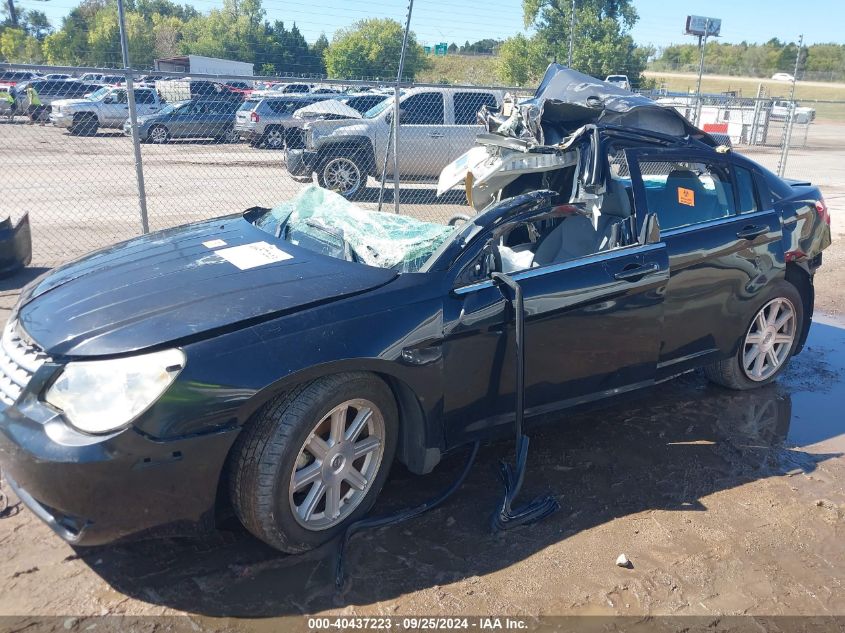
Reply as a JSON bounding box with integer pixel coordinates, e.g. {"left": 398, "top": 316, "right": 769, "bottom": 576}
{"left": 506, "top": 63, "right": 716, "bottom": 147}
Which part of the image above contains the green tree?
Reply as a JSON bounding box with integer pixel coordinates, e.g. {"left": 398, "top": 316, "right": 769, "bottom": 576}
{"left": 323, "top": 18, "right": 426, "bottom": 80}
{"left": 0, "top": 27, "right": 27, "bottom": 60}
{"left": 497, "top": 33, "right": 547, "bottom": 85}
{"left": 498, "top": 0, "right": 649, "bottom": 86}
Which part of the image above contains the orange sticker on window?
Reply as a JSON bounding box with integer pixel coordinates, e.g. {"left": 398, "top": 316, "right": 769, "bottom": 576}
{"left": 677, "top": 187, "right": 695, "bottom": 206}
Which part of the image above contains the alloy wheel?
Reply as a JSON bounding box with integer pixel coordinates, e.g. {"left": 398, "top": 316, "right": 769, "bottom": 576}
{"left": 322, "top": 157, "right": 362, "bottom": 196}
{"left": 150, "top": 126, "right": 168, "bottom": 144}
{"left": 288, "top": 398, "right": 385, "bottom": 530}
{"left": 742, "top": 297, "right": 796, "bottom": 382}
{"left": 266, "top": 129, "right": 284, "bottom": 149}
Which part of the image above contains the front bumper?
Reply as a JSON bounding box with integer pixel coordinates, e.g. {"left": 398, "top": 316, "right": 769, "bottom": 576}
{"left": 286, "top": 148, "right": 318, "bottom": 178}
{"left": 0, "top": 397, "right": 238, "bottom": 545}
{"left": 50, "top": 111, "right": 74, "bottom": 129}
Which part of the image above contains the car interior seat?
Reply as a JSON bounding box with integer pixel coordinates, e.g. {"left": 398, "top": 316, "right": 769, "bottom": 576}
{"left": 531, "top": 213, "right": 598, "bottom": 267}
{"left": 596, "top": 178, "right": 633, "bottom": 250}
{"left": 657, "top": 169, "right": 721, "bottom": 230}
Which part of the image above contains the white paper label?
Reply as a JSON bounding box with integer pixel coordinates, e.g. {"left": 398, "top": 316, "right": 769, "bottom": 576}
{"left": 203, "top": 239, "right": 227, "bottom": 248}
{"left": 215, "top": 242, "right": 293, "bottom": 270}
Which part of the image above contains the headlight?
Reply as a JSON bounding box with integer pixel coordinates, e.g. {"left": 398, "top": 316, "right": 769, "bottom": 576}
{"left": 45, "top": 348, "right": 185, "bottom": 434}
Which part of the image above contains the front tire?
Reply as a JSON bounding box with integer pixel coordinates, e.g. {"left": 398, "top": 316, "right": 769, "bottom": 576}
{"left": 704, "top": 281, "right": 803, "bottom": 390}
{"left": 317, "top": 155, "right": 365, "bottom": 199}
{"left": 70, "top": 114, "right": 98, "bottom": 137}
{"left": 262, "top": 126, "right": 285, "bottom": 149}
{"left": 228, "top": 373, "right": 398, "bottom": 553}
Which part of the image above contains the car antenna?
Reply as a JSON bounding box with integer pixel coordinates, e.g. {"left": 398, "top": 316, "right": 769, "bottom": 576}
{"left": 489, "top": 272, "right": 559, "bottom": 531}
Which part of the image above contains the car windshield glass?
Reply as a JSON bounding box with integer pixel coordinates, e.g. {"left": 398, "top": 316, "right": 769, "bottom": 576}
{"left": 251, "top": 185, "right": 456, "bottom": 272}
{"left": 363, "top": 96, "right": 394, "bottom": 119}
{"left": 86, "top": 87, "right": 110, "bottom": 100}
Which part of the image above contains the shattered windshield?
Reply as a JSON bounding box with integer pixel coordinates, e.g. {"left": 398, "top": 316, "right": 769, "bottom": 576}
{"left": 252, "top": 186, "right": 455, "bottom": 272}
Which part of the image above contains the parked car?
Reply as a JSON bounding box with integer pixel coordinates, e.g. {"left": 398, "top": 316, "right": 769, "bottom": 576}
{"left": 771, "top": 73, "right": 795, "bottom": 82}
{"left": 605, "top": 74, "right": 631, "bottom": 90}
{"left": 287, "top": 86, "right": 504, "bottom": 197}
{"left": 234, "top": 94, "right": 335, "bottom": 148}
{"left": 79, "top": 73, "right": 104, "bottom": 82}
{"left": 43, "top": 73, "right": 72, "bottom": 81}
{"left": 51, "top": 86, "right": 163, "bottom": 136}
{"left": 156, "top": 79, "right": 243, "bottom": 104}
{"left": 279, "top": 94, "right": 393, "bottom": 151}
{"left": 127, "top": 98, "right": 242, "bottom": 143}
{"left": 272, "top": 82, "right": 312, "bottom": 94}
{"left": 0, "top": 70, "right": 41, "bottom": 86}
{"left": 770, "top": 99, "right": 816, "bottom": 122}
{"left": 0, "top": 63, "right": 831, "bottom": 555}
{"left": 15, "top": 79, "right": 104, "bottom": 121}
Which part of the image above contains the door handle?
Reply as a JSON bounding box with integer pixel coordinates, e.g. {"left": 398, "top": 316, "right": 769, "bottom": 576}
{"left": 736, "top": 224, "right": 767, "bottom": 240}
{"left": 614, "top": 262, "right": 660, "bottom": 281}
{"left": 428, "top": 133, "right": 444, "bottom": 138}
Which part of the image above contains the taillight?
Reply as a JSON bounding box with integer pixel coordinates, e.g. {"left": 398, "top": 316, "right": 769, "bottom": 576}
{"left": 815, "top": 198, "right": 830, "bottom": 225}
{"left": 250, "top": 112, "right": 259, "bottom": 123}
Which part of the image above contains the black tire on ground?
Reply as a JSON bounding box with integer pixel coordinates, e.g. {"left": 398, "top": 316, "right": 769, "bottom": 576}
{"left": 216, "top": 126, "right": 237, "bottom": 143}
{"left": 228, "top": 372, "right": 398, "bottom": 553}
{"left": 70, "top": 114, "right": 98, "bottom": 137}
{"left": 317, "top": 154, "right": 366, "bottom": 199}
{"left": 704, "top": 280, "right": 804, "bottom": 390}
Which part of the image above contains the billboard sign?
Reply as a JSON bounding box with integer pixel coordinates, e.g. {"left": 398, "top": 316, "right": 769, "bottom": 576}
{"left": 685, "top": 15, "right": 721, "bottom": 37}
{"left": 434, "top": 43, "right": 448, "bottom": 56}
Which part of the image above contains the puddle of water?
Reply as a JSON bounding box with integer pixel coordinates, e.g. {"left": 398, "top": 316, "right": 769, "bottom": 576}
{"left": 780, "top": 318, "right": 845, "bottom": 450}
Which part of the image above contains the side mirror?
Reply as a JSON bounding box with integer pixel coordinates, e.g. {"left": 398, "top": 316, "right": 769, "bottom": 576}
{"left": 103, "top": 96, "right": 114, "bottom": 104}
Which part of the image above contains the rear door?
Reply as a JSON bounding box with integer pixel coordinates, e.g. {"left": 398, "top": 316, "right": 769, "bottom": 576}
{"left": 448, "top": 91, "right": 498, "bottom": 160}
{"left": 396, "top": 92, "right": 450, "bottom": 177}
{"left": 625, "top": 148, "right": 784, "bottom": 379}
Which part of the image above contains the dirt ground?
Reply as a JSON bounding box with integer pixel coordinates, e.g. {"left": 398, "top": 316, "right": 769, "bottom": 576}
{"left": 0, "top": 119, "right": 844, "bottom": 631}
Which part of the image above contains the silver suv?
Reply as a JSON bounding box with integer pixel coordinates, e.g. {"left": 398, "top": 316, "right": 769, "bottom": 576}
{"left": 234, "top": 94, "right": 334, "bottom": 148}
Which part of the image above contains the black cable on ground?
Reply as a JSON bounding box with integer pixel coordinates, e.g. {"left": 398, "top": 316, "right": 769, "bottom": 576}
{"left": 335, "top": 441, "right": 480, "bottom": 588}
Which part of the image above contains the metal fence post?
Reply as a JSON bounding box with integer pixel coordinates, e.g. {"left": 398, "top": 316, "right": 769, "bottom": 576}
{"left": 116, "top": 0, "right": 150, "bottom": 234}
{"left": 777, "top": 34, "right": 803, "bottom": 177}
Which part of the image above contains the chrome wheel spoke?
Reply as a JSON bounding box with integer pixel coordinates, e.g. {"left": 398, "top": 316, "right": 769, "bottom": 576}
{"left": 773, "top": 308, "right": 793, "bottom": 332}
{"left": 344, "top": 467, "right": 368, "bottom": 491}
{"left": 766, "top": 348, "right": 779, "bottom": 369}
{"left": 325, "top": 482, "right": 341, "bottom": 519}
{"left": 752, "top": 348, "right": 766, "bottom": 377}
{"left": 329, "top": 406, "right": 348, "bottom": 444}
{"left": 744, "top": 344, "right": 760, "bottom": 369}
{"left": 774, "top": 334, "right": 792, "bottom": 344}
{"left": 298, "top": 481, "right": 326, "bottom": 521}
{"left": 306, "top": 434, "right": 330, "bottom": 459}
{"left": 292, "top": 462, "right": 322, "bottom": 492}
{"left": 353, "top": 435, "right": 380, "bottom": 459}
{"left": 745, "top": 332, "right": 763, "bottom": 344}
{"left": 345, "top": 407, "right": 372, "bottom": 442}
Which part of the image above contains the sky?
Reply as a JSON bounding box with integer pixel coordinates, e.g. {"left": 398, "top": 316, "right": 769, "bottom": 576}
{"left": 15, "top": 0, "right": 844, "bottom": 50}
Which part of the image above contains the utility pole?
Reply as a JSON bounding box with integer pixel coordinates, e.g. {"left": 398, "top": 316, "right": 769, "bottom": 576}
{"left": 116, "top": 0, "right": 150, "bottom": 233}
{"left": 567, "top": 0, "right": 575, "bottom": 67}
{"left": 693, "top": 20, "right": 711, "bottom": 126}
{"left": 778, "top": 33, "right": 803, "bottom": 177}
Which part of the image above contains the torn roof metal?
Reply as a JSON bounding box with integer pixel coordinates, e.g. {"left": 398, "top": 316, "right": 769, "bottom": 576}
{"left": 516, "top": 63, "right": 717, "bottom": 147}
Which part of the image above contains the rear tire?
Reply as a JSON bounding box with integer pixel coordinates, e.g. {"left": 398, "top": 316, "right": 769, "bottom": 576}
{"left": 704, "top": 281, "right": 803, "bottom": 390}
{"left": 228, "top": 372, "right": 398, "bottom": 553}
{"left": 263, "top": 126, "right": 285, "bottom": 149}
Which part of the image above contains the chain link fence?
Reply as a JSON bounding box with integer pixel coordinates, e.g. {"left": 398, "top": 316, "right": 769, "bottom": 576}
{"left": 0, "top": 63, "right": 842, "bottom": 268}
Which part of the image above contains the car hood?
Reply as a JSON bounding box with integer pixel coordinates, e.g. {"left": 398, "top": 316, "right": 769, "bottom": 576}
{"left": 52, "top": 98, "right": 95, "bottom": 109}
{"left": 15, "top": 214, "right": 397, "bottom": 357}
{"left": 295, "top": 100, "right": 362, "bottom": 120}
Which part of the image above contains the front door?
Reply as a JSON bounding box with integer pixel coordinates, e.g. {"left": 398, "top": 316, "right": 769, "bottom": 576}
{"left": 442, "top": 238, "right": 668, "bottom": 445}
{"left": 101, "top": 89, "right": 130, "bottom": 125}
{"left": 625, "top": 149, "right": 784, "bottom": 379}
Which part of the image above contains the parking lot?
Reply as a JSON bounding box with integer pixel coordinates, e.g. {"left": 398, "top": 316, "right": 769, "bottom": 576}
{"left": 1, "top": 113, "right": 845, "bottom": 629}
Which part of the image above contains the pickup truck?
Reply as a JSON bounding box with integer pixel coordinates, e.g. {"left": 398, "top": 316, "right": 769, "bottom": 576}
{"left": 770, "top": 99, "right": 815, "bottom": 123}
{"left": 50, "top": 86, "right": 163, "bottom": 136}
{"left": 286, "top": 86, "right": 504, "bottom": 198}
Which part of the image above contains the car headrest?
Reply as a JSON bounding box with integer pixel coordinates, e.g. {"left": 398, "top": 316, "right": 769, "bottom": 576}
{"left": 666, "top": 169, "right": 701, "bottom": 188}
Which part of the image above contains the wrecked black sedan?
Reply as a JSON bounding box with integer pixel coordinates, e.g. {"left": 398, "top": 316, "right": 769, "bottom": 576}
{"left": 0, "top": 65, "right": 832, "bottom": 552}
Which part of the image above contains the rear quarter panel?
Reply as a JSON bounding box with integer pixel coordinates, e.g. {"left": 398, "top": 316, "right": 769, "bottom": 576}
{"left": 779, "top": 185, "right": 831, "bottom": 265}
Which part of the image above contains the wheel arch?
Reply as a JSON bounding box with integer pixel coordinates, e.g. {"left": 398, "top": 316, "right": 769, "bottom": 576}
{"left": 785, "top": 262, "right": 813, "bottom": 355}
{"left": 316, "top": 137, "right": 376, "bottom": 175}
